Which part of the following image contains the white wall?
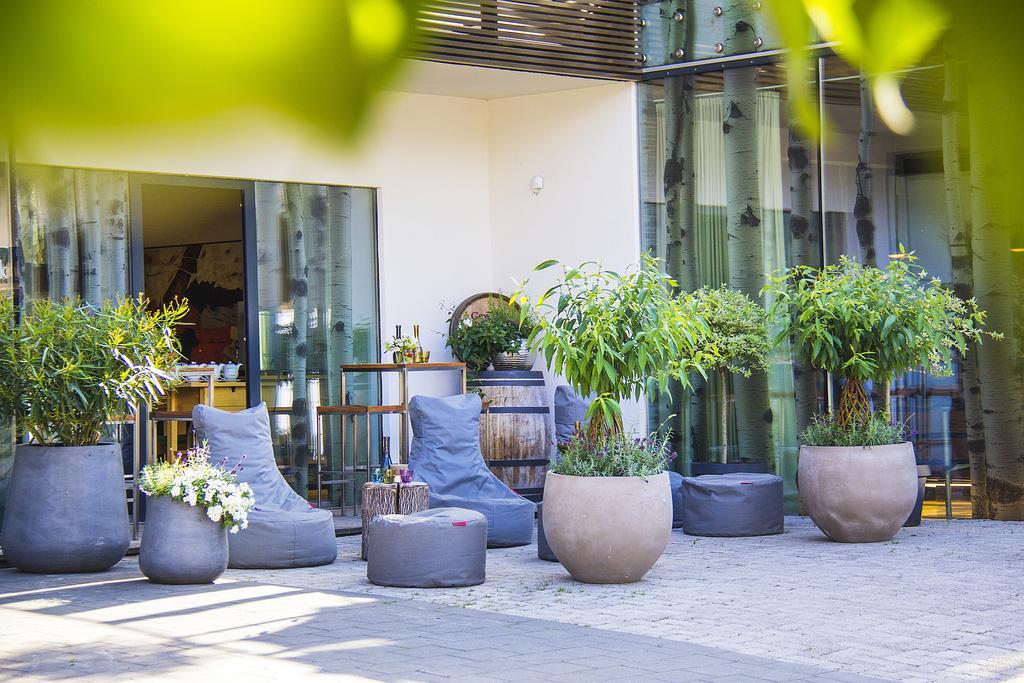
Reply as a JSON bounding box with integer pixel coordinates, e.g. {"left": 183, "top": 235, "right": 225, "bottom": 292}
{"left": 487, "top": 82, "right": 645, "bottom": 433}
{"left": 17, "top": 76, "right": 644, "bottom": 434}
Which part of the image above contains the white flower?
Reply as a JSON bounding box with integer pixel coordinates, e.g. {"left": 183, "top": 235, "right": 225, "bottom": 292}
{"left": 207, "top": 505, "right": 223, "bottom": 523}
{"left": 229, "top": 525, "right": 240, "bottom": 534}
{"left": 171, "top": 484, "right": 181, "bottom": 498}
{"left": 462, "top": 317, "right": 473, "bottom": 328}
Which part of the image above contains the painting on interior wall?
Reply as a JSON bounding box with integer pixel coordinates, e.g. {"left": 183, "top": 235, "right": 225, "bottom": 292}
{"left": 144, "top": 242, "right": 244, "bottom": 363}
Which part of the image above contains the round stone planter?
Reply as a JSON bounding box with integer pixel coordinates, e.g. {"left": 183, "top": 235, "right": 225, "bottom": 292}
{"left": 542, "top": 471, "right": 671, "bottom": 583}
{"left": 799, "top": 442, "right": 918, "bottom": 543}
{"left": 1, "top": 443, "right": 130, "bottom": 573}
{"left": 140, "top": 495, "right": 229, "bottom": 584}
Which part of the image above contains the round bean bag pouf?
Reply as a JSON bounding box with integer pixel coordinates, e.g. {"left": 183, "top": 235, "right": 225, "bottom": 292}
{"left": 367, "top": 508, "right": 487, "bottom": 588}
{"left": 668, "top": 471, "right": 685, "bottom": 529}
{"left": 681, "top": 473, "right": 784, "bottom": 537}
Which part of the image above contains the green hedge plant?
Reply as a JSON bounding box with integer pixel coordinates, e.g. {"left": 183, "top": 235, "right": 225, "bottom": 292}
{"left": 513, "top": 255, "right": 713, "bottom": 435}
{"left": 764, "top": 249, "right": 998, "bottom": 436}
{"left": 689, "top": 286, "right": 771, "bottom": 463}
{"left": 0, "top": 295, "right": 188, "bottom": 446}
{"left": 554, "top": 431, "right": 676, "bottom": 478}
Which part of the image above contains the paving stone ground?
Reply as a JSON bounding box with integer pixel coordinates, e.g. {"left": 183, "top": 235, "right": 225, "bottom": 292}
{"left": 1, "top": 516, "right": 1022, "bottom": 682}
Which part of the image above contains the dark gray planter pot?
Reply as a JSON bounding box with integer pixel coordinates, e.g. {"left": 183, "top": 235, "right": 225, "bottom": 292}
{"left": 140, "top": 495, "right": 228, "bottom": 584}
{"left": 1, "top": 443, "right": 130, "bottom": 573}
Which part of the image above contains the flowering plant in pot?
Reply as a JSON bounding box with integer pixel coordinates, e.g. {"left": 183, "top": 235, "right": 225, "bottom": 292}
{"left": 688, "top": 286, "right": 771, "bottom": 475}
{"left": 139, "top": 443, "right": 255, "bottom": 584}
{"left": 513, "top": 256, "right": 712, "bottom": 582}
{"left": 0, "top": 295, "right": 188, "bottom": 572}
{"left": 765, "top": 250, "right": 997, "bottom": 542}
{"left": 446, "top": 296, "right": 535, "bottom": 371}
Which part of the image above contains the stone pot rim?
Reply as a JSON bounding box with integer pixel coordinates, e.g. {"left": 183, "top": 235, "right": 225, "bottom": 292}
{"left": 546, "top": 471, "right": 669, "bottom": 483}
{"left": 799, "top": 441, "right": 912, "bottom": 451}
{"left": 15, "top": 442, "right": 118, "bottom": 451}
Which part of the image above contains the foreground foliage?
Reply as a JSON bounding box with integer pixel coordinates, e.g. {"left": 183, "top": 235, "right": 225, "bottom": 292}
{"left": 0, "top": 296, "right": 188, "bottom": 446}
{"left": 140, "top": 444, "right": 255, "bottom": 533}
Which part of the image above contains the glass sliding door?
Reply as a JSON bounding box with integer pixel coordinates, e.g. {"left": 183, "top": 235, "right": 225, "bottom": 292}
{"left": 254, "top": 182, "right": 380, "bottom": 506}
{"left": 0, "top": 144, "right": 12, "bottom": 527}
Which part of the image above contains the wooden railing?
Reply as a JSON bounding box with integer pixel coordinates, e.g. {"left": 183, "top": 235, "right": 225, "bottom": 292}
{"left": 414, "top": 0, "right": 643, "bottom": 79}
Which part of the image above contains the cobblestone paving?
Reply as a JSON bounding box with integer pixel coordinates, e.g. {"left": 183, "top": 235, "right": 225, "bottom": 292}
{"left": 226, "top": 517, "right": 1024, "bottom": 682}
{"left": 1, "top": 565, "right": 875, "bottom": 682}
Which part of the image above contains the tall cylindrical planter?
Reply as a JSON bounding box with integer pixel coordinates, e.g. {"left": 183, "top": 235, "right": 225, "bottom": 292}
{"left": 140, "top": 495, "right": 228, "bottom": 584}
{"left": 799, "top": 442, "right": 918, "bottom": 543}
{"left": 543, "top": 471, "right": 671, "bottom": 584}
{"left": 1, "top": 443, "right": 130, "bottom": 573}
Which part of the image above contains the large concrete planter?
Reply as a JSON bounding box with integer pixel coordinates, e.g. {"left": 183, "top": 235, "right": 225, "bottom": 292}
{"left": 542, "top": 471, "right": 671, "bottom": 584}
{"left": 140, "top": 496, "right": 228, "bottom": 584}
{"left": 1, "top": 443, "right": 130, "bottom": 573}
{"left": 799, "top": 442, "right": 918, "bottom": 543}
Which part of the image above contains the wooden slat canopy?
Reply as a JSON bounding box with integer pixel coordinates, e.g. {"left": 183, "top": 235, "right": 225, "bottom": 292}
{"left": 414, "top": 0, "right": 643, "bottom": 79}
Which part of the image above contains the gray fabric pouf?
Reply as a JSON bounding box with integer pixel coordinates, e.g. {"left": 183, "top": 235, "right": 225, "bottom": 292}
{"left": 668, "top": 471, "right": 685, "bottom": 529}
{"left": 681, "top": 473, "right": 784, "bottom": 537}
{"left": 536, "top": 503, "right": 557, "bottom": 562}
{"left": 193, "top": 403, "right": 337, "bottom": 569}
{"left": 367, "top": 508, "right": 487, "bottom": 588}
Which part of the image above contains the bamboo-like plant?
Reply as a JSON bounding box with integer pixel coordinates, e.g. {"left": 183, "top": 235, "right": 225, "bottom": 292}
{"left": 689, "top": 286, "right": 770, "bottom": 463}
{"left": 763, "top": 249, "right": 998, "bottom": 429}
{"left": 0, "top": 295, "right": 188, "bottom": 446}
{"left": 512, "top": 255, "right": 713, "bottom": 435}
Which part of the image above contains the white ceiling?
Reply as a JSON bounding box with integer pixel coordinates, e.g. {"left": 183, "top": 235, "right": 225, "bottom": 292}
{"left": 389, "top": 59, "right": 613, "bottom": 100}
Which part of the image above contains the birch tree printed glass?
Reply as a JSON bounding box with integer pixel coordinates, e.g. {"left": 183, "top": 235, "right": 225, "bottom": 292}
{"left": 255, "top": 182, "right": 380, "bottom": 504}
{"left": 639, "top": 61, "right": 820, "bottom": 513}
{"left": 13, "top": 165, "right": 130, "bottom": 306}
{"left": 0, "top": 145, "right": 12, "bottom": 527}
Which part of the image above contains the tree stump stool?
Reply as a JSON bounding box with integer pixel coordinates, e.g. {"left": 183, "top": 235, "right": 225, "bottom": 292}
{"left": 361, "top": 482, "right": 429, "bottom": 560}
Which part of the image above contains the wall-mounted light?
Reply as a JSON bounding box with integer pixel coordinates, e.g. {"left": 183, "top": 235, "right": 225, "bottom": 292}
{"left": 531, "top": 175, "right": 544, "bottom": 195}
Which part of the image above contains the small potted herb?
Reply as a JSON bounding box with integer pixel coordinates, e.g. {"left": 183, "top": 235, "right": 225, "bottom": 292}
{"left": 139, "top": 443, "right": 255, "bottom": 584}
{"left": 765, "top": 250, "right": 997, "bottom": 542}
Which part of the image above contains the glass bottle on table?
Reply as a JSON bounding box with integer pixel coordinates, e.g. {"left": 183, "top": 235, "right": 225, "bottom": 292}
{"left": 413, "top": 324, "right": 424, "bottom": 363}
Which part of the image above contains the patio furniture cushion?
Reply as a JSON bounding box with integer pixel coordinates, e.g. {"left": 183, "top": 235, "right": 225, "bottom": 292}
{"left": 192, "top": 403, "right": 337, "bottom": 568}
{"left": 366, "top": 507, "right": 486, "bottom": 588}
{"left": 554, "top": 385, "right": 590, "bottom": 444}
{"left": 680, "top": 473, "right": 784, "bottom": 537}
{"left": 409, "top": 393, "right": 535, "bottom": 548}
{"left": 668, "top": 470, "right": 685, "bottom": 529}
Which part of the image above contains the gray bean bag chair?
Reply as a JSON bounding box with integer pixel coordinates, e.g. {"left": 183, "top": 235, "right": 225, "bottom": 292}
{"left": 367, "top": 507, "right": 486, "bottom": 587}
{"left": 554, "top": 384, "right": 590, "bottom": 444}
{"left": 681, "top": 473, "right": 784, "bottom": 537}
{"left": 192, "top": 403, "right": 337, "bottom": 569}
{"left": 409, "top": 393, "right": 536, "bottom": 548}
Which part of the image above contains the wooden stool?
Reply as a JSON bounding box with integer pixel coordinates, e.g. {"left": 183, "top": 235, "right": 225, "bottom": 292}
{"left": 360, "top": 482, "right": 429, "bottom": 560}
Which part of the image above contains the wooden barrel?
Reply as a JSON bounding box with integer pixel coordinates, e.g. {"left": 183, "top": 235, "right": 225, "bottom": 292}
{"left": 469, "top": 371, "right": 551, "bottom": 501}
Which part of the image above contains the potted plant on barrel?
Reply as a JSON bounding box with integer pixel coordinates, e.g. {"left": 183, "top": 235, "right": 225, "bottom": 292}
{"left": 513, "top": 256, "right": 712, "bottom": 583}
{"left": 446, "top": 296, "right": 535, "bottom": 371}
{"left": 765, "top": 249, "right": 997, "bottom": 542}
{"left": 0, "top": 295, "right": 188, "bottom": 573}
{"left": 139, "top": 443, "right": 255, "bottom": 584}
{"left": 689, "top": 285, "right": 771, "bottom": 475}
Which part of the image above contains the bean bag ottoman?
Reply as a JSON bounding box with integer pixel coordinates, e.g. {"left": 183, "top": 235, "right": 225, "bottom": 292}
{"left": 681, "top": 473, "right": 784, "bottom": 537}
{"left": 367, "top": 508, "right": 486, "bottom": 588}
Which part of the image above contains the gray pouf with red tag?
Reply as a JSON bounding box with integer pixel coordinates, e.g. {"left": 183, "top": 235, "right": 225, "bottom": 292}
{"left": 681, "top": 473, "right": 784, "bottom": 537}
{"left": 367, "top": 507, "right": 487, "bottom": 587}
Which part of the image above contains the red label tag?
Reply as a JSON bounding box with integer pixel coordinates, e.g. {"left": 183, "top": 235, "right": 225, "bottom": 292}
{"left": 452, "top": 521, "right": 467, "bottom": 527}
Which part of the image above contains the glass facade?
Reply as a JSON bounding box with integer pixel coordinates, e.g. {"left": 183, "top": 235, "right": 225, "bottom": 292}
{"left": 0, "top": 145, "right": 11, "bottom": 526}
{"left": 640, "top": 45, "right": 1024, "bottom": 518}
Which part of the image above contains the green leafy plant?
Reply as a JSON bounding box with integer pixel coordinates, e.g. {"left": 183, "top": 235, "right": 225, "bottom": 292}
{"left": 764, "top": 248, "right": 998, "bottom": 428}
{"left": 801, "top": 413, "right": 909, "bottom": 448}
{"left": 0, "top": 295, "right": 188, "bottom": 446}
{"left": 513, "top": 255, "right": 713, "bottom": 434}
{"left": 689, "top": 286, "right": 771, "bottom": 463}
{"left": 446, "top": 297, "right": 534, "bottom": 371}
{"left": 554, "top": 431, "right": 676, "bottom": 478}
{"left": 140, "top": 443, "right": 255, "bottom": 533}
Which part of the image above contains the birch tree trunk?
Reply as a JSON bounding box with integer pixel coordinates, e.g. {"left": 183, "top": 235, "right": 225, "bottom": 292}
{"left": 788, "top": 123, "right": 818, "bottom": 435}
{"left": 723, "top": 1, "right": 773, "bottom": 462}
{"left": 98, "top": 172, "right": 129, "bottom": 299}
{"left": 15, "top": 171, "right": 43, "bottom": 302}
{"left": 326, "top": 186, "right": 354, "bottom": 408}
{"left": 285, "top": 184, "right": 311, "bottom": 499}
{"left": 943, "top": 53, "right": 988, "bottom": 517}
{"left": 304, "top": 186, "right": 329, "bottom": 374}
{"left": 969, "top": 66, "right": 1024, "bottom": 520}
{"left": 41, "top": 168, "right": 78, "bottom": 300}
{"left": 854, "top": 75, "right": 877, "bottom": 267}
{"left": 74, "top": 170, "right": 102, "bottom": 306}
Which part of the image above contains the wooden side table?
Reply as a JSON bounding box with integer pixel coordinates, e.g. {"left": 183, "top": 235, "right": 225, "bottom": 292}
{"left": 360, "top": 482, "right": 430, "bottom": 560}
